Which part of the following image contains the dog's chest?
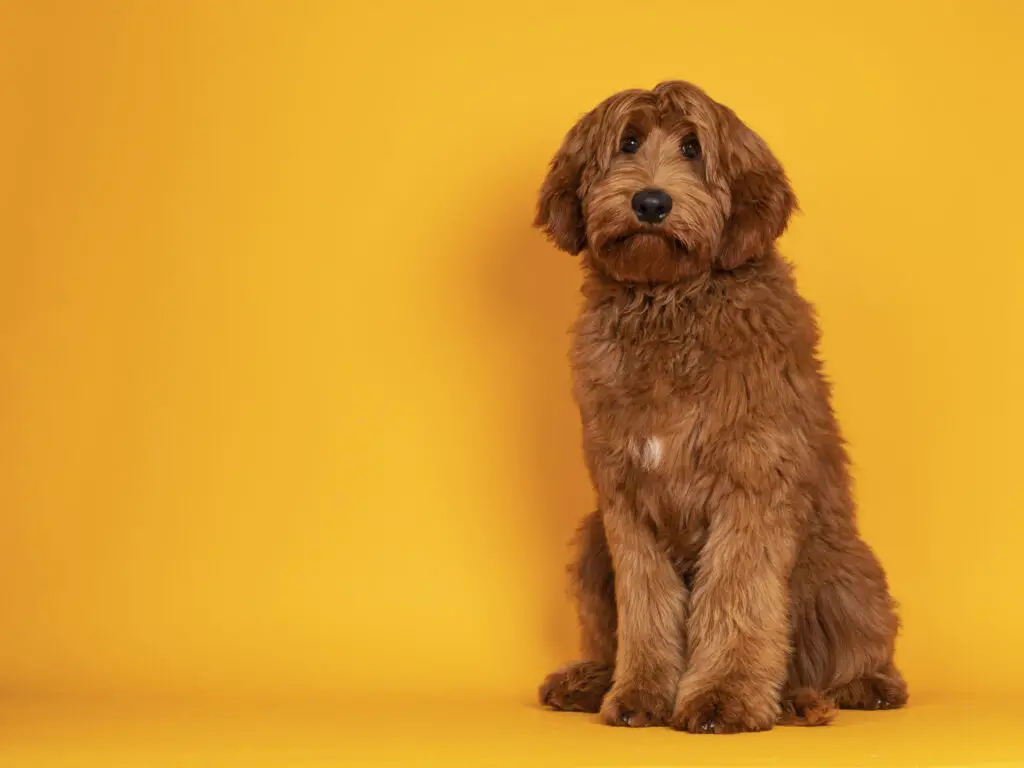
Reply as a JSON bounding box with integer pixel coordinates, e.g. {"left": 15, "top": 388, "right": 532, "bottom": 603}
{"left": 573, "top": 307, "right": 708, "bottom": 420}
{"left": 574, "top": 332, "right": 710, "bottom": 480}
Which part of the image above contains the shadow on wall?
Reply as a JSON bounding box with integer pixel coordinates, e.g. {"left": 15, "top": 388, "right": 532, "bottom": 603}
{"left": 464, "top": 162, "right": 593, "bottom": 669}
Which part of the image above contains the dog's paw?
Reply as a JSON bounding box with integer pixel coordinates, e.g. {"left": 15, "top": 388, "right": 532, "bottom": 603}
{"left": 834, "top": 670, "right": 908, "bottom": 711}
{"left": 778, "top": 688, "right": 837, "bottom": 727}
{"left": 672, "top": 689, "right": 774, "bottom": 734}
{"left": 538, "top": 661, "right": 613, "bottom": 713}
{"left": 600, "top": 685, "right": 672, "bottom": 727}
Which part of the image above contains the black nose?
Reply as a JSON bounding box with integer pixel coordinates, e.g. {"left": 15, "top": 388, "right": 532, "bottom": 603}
{"left": 631, "top": 188, "right": 673, "bottom": 223}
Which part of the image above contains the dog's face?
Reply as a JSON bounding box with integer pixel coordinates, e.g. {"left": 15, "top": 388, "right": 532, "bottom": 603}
{"left": 535, "top": 81, "right": 796, "bottom": 283}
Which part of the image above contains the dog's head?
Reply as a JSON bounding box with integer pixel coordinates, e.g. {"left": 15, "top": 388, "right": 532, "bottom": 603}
{"left": 535, "top": 81, "right": 796, "bottom": 283}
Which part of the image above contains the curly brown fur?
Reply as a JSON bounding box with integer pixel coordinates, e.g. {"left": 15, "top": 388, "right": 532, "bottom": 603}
{"left": 539, "top": 660, "right": 613, "bottom": 714}
{"left": 778, "top": 688, "right": 837, "bottom": 727}
{"left": 534, "top": 81, "right": 906, "bottom": 733}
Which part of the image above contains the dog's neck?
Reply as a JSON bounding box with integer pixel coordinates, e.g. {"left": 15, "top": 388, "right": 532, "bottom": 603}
{"left": 580, "top": 249, "right": 781, "bottom": 311}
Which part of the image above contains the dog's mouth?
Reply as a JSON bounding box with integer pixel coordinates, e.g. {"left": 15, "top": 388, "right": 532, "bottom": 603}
{"left": 606, "top": 231, "right": 689, "bottom": 254}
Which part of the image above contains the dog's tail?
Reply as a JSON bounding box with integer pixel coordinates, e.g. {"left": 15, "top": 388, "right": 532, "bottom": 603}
{"left": 777, "top": 688, "right": 837, "bottom": 727}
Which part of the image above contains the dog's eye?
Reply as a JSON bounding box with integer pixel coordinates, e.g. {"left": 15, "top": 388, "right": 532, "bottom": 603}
{"left": 620, "top": 135, "right": 641, "bottom": 154}
{"left": 681, "top": 136, "right": 701, "bottom": 160}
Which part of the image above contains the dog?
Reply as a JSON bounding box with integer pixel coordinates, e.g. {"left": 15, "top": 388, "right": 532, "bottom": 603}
{"left": 534, "top": 81, "right": 907, "bottom": 733}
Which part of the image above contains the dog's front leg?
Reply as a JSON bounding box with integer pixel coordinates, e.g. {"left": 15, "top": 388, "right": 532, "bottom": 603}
{"left": 598, "top": 495, "right": 687, "bottom": 727}
{"left": 671, "top": 482, "right": 798, "bottom": 734}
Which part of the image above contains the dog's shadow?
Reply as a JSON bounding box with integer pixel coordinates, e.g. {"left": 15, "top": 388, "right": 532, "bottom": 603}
{"left": 461, "top": 167, "right": 593, "bottom": 667}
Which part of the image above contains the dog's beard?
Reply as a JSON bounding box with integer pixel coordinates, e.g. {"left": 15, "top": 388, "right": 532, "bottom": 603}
{"left": 589, "top": 230, "right": 707, "bottom": 284}
{"left": 607, "top": 231, "right": 688, "bottom": 258}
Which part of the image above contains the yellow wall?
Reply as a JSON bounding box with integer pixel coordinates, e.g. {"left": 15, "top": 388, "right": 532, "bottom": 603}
{"left": 1, "top": 0, "right": 1022, "bottom": 703}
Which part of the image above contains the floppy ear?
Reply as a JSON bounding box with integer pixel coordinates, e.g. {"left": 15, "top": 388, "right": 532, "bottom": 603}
{"left": 534, "top": 113, "right": 592, "bottom": 255}
{"left": 714, "top": 106, "right": 797, "bottom": 270}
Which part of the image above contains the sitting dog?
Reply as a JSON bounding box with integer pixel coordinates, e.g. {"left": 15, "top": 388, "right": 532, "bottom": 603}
{"left": 535, "top": 81, "right": 907, "bottom": 733}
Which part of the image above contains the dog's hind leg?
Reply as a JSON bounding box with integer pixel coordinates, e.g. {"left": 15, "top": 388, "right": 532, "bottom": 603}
{"left": 538, "top": 510, "right": 617, "bottom": 713}
{"left": 788, "top": 529, "right": 907, "bottom": 716}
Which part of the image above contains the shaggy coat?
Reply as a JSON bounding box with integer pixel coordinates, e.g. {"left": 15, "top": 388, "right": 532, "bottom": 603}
{"left": 535, "top": 81, "right": 907, "bottom": 733}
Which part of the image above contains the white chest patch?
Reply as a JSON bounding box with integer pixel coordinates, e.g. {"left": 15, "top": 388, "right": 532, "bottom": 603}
{"left": 640, "top": 436, "right": 663, "bottom": 470}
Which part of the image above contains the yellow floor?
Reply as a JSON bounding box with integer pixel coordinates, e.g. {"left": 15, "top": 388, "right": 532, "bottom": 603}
{"left": 2, "top": 694, "right": 1021, "bottom": 767}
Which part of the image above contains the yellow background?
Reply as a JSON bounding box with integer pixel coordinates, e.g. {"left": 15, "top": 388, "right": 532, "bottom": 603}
{"left": 2, "top": 1, "right": 1023, "bottom": 764}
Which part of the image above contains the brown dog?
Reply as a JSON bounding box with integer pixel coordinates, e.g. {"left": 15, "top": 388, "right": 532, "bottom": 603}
{"left": 535, "top": 81, "right": 907, "bottom": 733}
